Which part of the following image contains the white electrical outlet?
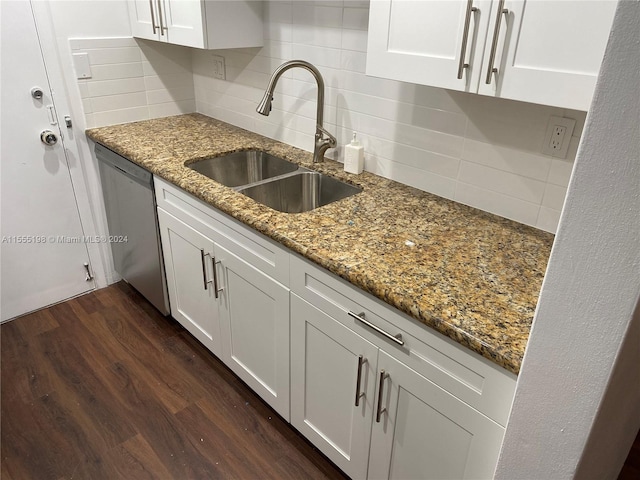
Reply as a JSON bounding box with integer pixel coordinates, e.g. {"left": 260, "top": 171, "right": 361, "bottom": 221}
{"left": 212, "top": 55, "right": 226, "bottom": 80}
{"left": 542, "top": 116, "right": 576, "bottom": 158}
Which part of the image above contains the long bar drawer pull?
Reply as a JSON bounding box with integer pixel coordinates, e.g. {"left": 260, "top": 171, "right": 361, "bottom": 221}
{"left": 355, "top": 355, "right": 368, "bottom": 407}
{"left": 485, "top": 0, "right": 509, "bottom": 84}
{"left": 457, "top": 0, "right": 478, "bottom": 79}
{"left": 200, "top": 249, "right": 209, "bottom": 290}
{"left": 347, "top": 311, "right": 405, "bottom": 346}
{"left": 212, "top": 257, "right": 223, "bottom": 299}
{"left": 148, "top": 0, "right": 158, "bottom": 34}
{"left": 376, "top": 370, "right": 389, "bottom": 423}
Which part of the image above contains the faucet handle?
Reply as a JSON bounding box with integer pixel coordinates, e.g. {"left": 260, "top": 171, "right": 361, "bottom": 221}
{"left": 316, "top": 124, "right": 337, "bottom": 147}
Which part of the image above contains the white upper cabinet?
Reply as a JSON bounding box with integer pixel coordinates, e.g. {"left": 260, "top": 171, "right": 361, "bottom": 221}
{"left": 367, "top": 0, "right": 492, "bottom": 92}
{"left": 128, "top": 0, "right": 263, "bottom": 49}
{"left": 366, "top": 0, "right": 616, "bottom": 110}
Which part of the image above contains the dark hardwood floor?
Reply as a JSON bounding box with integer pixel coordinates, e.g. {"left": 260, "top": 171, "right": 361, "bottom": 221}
{"left": 619, "top": 429, "right": 640, "bottom": 480}
{"left": 1, "top": 282, "right": 348, "bottom": 480}
{"left": 3, "top": 282, "right": 638, "bottom": 480}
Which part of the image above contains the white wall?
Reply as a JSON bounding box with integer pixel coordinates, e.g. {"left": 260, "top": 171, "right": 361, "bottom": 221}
{"left": 192, "top": 0, "right": 587, "bottom": 233}
{"left": 495, "top": 0, "right": 640, "bottom": 477}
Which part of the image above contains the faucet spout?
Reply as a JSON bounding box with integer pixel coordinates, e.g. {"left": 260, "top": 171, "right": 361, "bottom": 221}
{"left": 256, "top": 60, "right": 336, "bottom": 163}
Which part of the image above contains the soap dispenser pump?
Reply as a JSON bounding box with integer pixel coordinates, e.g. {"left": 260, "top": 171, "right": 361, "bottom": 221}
{"left": 344, "top": 132, "right": 364, "bottom": 174}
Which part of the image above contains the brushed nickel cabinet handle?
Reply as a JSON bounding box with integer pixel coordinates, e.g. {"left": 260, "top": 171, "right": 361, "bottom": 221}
{"left": 486, "top": 0, "right": 509, "bottom": 84}
{"left": 212, "top": 257, "right": 223, "bottom": 299}
{"left": 200, "top": 249, "right": 209, "bottom": 290}
{"left": 376, "top": 370, "right": 389, "bottom": 423}
{"left": 149, "top": 0, "right": 159, "bottom": 34}
{"left": 355, "top": 355, "right": 368, "bottom": 407}
{"left": 348, "top": 311, "right": 405, "bottom": 346}
{"left": 157, "top": 0, "right": 167, "bottom": 35}
{"left": 457, "top": 0, "right": 478, "bottom": 79}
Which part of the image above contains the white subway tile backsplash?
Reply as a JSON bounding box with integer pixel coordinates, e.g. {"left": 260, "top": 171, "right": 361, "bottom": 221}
{"left": 252, "top": 40, "right": 293, "bottom": 60}
{"left": 93, "top": 106, "right": 150, "bottom": 128}
{"left": 462, "top": 139, "right": 552, "bottom": 181}
{"left": 373, "top": 160, "right": 458, "bottom": 200}
{"left": 458, "top": 161, "right": 546, "bottom": 204}
{"left": 138, "top": 41, "right": 192, "bottom": 71}
{"left": 455, "top": 183, "right": 541, "bottom": 227}
{"left": 82, "top": 98, "right": 93, "bottom": 114}
{"left": 84, "top": 113, "right": 96, "bottom": 129}
{"left": 291, "top": 44, "right": 343, "bottom": 69}
{"left": 340, "top": 28, "right": 367, "bottom": 51}
{"left": 343, "top": 7, "right": 369, "bottom": 30}
{"left": 293, "top": 4, "right": 343, "bottom": 28}
{"left": 70, "top": 37, "right": 138, "bottom": 50}
{"left": 359, "top": 134, "right": 461, "bottom": 179}
{"left": 90, "top": 91, "right": 147, "bottom": 112}
{"left": 87, "top": 77, "right": 146, "bottom": 97}
{"left": 264, "top": 1, "right": 292, "bottom": 24}
{"left": 339, "top": 50, "right": 366, "bottom": 73}
{"left": 85, "top": 47, "right": 141, "bottom": 65}
{"left": 146, "top": 87, "right": 196, "bottom": 105}
{"left": 71, "top": 37, "right": 195, "bottom": 128}
{"left": 338, "top": 90, "right": 467, "bottom": 137}
{"left": 293, "top": 25, "right": 343, "bottom": 48}
{"left": 144, "top": 72, "right": 194, "bottom": 90}
{"left": 265, "top": 21, "right": 293, "bottom": 42}
{"left": 341, "top": 109, "right": 464, "bottom": 159}
{"left": 548, "top": 157, "right": 575, "bottom": 187}
{"left": 148, "top": 99, "right": 196, "bottom": 118}
{"left": 77, "top": 82, "right": 90, "bottom": 99}
{"left": 541, "top": 184, "right": 568, "bottom": 210}
{"left": 536, "top": 207, "right": 563, "bottom": 233}
{"left": 89, "top": 62, "right": 144, "bottom": 81}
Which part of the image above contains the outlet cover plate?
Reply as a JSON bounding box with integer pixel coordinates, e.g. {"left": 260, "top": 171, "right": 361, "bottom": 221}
{"left": 212, "top": 55, "right": 226, "bottom": 80}
{"left": 542, "top": 116, "right": 576, "bottom": 158}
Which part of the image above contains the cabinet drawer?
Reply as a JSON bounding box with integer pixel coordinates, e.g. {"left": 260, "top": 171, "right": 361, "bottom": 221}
{"left": 154, "top": 177, "right": 289, "bottom": 285}
{"left": 290, "top": 254, "right": 516, "bottom": 426}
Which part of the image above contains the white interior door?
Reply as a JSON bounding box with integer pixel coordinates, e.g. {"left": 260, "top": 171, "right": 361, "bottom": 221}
{"left": 1, "top": 0, "right": 93, "bottom": 322}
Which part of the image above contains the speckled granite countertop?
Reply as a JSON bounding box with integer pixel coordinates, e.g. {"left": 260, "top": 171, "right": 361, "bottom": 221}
{"left": 87, "top": 113, "right": 554, "bottom": 374}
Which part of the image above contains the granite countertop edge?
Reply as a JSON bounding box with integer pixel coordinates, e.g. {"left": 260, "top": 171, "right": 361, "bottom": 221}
{"left": 86, "top": 113, "right": 554, "bottom": 375}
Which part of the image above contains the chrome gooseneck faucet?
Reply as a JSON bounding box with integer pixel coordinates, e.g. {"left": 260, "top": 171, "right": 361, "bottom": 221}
{"left": 256, "top": 60, "right": 337, "bottom": 163}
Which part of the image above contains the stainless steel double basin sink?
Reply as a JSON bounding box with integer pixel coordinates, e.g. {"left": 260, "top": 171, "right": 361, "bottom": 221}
{"left": 188, "top": 150, "right": 362, "bottom": 213}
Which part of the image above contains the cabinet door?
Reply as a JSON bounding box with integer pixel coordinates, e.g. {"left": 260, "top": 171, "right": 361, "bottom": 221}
{"left": 369, "top": 350, "right": 506, "bottom": 480}
{"left": 157, "top": 208, "right": 222, "bottom": 355}
{"left": 290, "top": 294, "right": 378, "bottom": 479}
{"left": 366, "top": 0, "right": 492, "bottom": 91}
{"left": 127, "top": 0, "right": 161, "bottom": 41}
{"left": 479, "top": 0, "right": 616, "bottom": 110}
{"left": 217, "top": 244, "right": 290, "bottom": 420}
{"left": 162, "top": 0, "right": 206, "bottom": 48}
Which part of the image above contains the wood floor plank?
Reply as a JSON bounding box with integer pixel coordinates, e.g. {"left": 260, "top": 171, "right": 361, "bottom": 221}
{"left": 104, "top": 434, "right": 175, "bottom": 480}
{"left": 32, "top": 331, "right": 138, "bottom": 449}
{"left": 1, "top": 283, "right": 348, "bottom": 480}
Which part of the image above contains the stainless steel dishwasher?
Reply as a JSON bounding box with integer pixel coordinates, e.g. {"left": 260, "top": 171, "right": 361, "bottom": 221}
{"left": 95, "top": 143, "right": 170, "bottom": 315}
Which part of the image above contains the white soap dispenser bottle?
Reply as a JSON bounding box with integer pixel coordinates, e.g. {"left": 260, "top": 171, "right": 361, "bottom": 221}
{"left": 344, "top": 132, "right": 364, "bottom": 174}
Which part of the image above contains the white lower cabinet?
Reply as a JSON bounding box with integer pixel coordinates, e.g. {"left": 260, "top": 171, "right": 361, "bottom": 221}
{"left": 217, "top": 243, "right": 290, "bottom": 419}
{"left": 154, "top": 176, "right": 516, "bottom": 479}
{"left": 291, "top": 294, "right": 378, "bottom": 479}
{"left": 368, "top": 350, "right": 506, "bottom": 480}
{"left": 157, "top": 208, "right": 222, "bottom": 355}
{"left": 290, "top": 254, "right": 516, "bottom": 480}
{"left": 155, "top": 177, "right": 290, "bottom": 419}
